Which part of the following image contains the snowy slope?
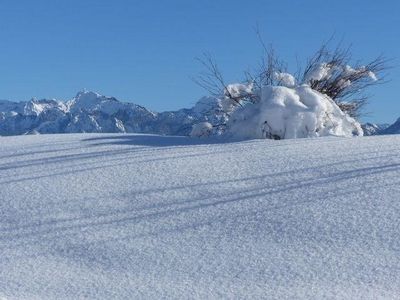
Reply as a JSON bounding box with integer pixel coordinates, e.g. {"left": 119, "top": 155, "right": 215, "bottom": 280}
{"left": 1, "top": 134, "right": 400, "bottom": 299}
{"left": 380, "top": 118, "right": 400, "bottom": 135}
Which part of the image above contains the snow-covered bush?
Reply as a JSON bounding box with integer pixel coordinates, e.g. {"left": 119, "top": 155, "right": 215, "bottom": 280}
{"left": 301, "top": 45, "right": 386, "bottom": 117}
{"left": 224, "top": 84, "right": 362, "bottom": 139}
{"left": 190, "top": 121, "right": 213, "bottom": 137}
{"left": 193, "top": 42, "right": 387, "bottom": 140}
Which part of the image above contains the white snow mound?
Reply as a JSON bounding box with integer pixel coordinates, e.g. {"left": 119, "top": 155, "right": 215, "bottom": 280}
{"left": 274, "top": 71, "right": 296, "bottom": 88}
{"left": 225, "top": 84, "right": 362, "bottom": 139}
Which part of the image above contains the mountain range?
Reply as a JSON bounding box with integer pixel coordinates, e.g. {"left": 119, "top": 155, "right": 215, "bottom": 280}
{"left": 0, "top": 91, "right": 227, "bottom": 136}
{"left": 0, "top": 90, "right": 398, "bottom": 136}
{"left": 361, "top": 123, "right": 390, "bottom": 136}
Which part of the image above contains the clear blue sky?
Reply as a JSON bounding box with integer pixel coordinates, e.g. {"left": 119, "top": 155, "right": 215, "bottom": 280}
{"left": 0, "top": 0, "right": 398, "bottom": 123}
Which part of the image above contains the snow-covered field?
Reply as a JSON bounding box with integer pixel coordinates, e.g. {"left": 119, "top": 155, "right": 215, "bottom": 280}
{"left": 1, "top": 133, "right": 400, "bottom": 299}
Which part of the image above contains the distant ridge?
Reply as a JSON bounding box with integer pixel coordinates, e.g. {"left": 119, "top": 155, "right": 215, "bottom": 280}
{"left": 379, "top": 118, "right": 400, "bottom": 135}
{"left": 0, "top": 91, "right": 227, "bottom": 136}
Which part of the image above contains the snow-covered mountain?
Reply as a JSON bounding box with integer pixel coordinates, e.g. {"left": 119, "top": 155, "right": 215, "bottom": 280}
{"left": 379, "top": 117, "right": 400, "bottom": 135}
{"left": 361, "top": 122, "right": 390, "bottom": 136}
{"left": 0, "top": 91, "right": 226, "bottom": 136}
{"left": 361, "top": 119, "right": 400, "bottom": 136}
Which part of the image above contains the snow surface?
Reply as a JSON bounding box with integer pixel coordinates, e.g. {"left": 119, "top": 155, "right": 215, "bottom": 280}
{"left": 1, "top": 133, "right": 400, "bottom": 299}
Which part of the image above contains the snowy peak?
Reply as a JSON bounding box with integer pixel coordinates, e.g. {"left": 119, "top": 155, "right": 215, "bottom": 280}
{"left": 24, "top": 98, "right": 67, "bottom": 116}
{"left": 71, "top": 90, "right": 104, "bottom": 107}
{"left": 68, "top": 90, "right": 123, "bottom": 114}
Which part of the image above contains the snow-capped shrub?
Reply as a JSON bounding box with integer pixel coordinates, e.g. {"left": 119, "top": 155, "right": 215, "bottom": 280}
{"left": 225, "top": 83, "right": 254, "bottom": 99}
{"left": 304, "top": 63, "right": 333, "bottom": 82}
{"left": 225, "top": 84, "right": 362, "bottom": 140}
{"left": 194, "top": 42, "right": 387, "bottom": 139}
{"left": 301, "top": 46, "right": 386, "bottom": 117}
{"left": 194, "top": 61, "right": 365, "bottom": 139}
{"left": 190, "top": 122, "right": 213, "bottom": 137}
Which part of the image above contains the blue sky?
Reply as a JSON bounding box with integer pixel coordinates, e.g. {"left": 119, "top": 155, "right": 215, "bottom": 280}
{"left": 0, "top": 0, "right": 398, "bottom": 123}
